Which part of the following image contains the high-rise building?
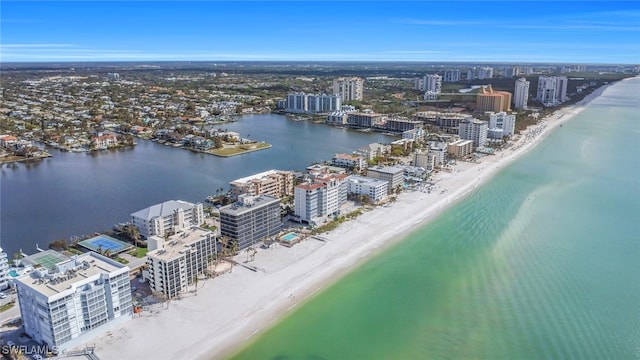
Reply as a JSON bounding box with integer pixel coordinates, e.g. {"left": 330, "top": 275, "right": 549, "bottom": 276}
{"left": 478, "top": 67, "right": 494, "bottom": 79}
{"left": 443, "top": 69, "right": 461, "bottom": 83}
{"left": 220, "top": 195, "right": 282, "bottom": 249}
{"left": 476, "top": 85, "right": 512, "bottom": 112}
{"left": 536, "top": 76, "right": 568, "bottom": 106}
{"left": 294, "top": 173, "right": 348, "bottom": 224}
{"left": 131, "top": 200, "right": 204, "bottom": 239}
{"left": 488, "top": 112, "right": 516, "bottom": 138}
{"left": 0, "top": 247, "right": 8, "bottom": 290}
{"left": 15, "top": 251, "right": 132, "bottom": 350}
{"left": 458, "top": 119, "right": 488, "bottom": 148}
{"left": 145, "top": 227, "right": 217, "bottom": 298}
{"left": 423, "top": 74, "right": 442, "bottom": 100}
{"left": 513, "top": 78, "right": 530, "bottom": 109}
{"left": 332, "top": 77, "right": 364, "bottom": 101}
{"left": 285, "top": 93, "right": 342, "bottom": 113}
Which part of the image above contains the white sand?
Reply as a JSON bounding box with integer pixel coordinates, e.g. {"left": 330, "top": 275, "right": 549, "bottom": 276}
{"left": 88, "top": 84, "right": 611, "bottom": 360}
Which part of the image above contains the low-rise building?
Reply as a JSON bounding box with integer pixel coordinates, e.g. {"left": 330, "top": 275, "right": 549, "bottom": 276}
{"left": 447, "top": 139, "right": 474, "bottom": 158}
{"left": 219, "top": 195, "right": 282, "bottom": 249}
{"left": 332, "top": 153, "right": 364, "bottom": 169}
{"left": 131, "top": 200, "right": 204, "bottom": 239}
{"left": 229, "top": 170, "right": 294, "bottom": 200}
{"left": 354, "top": 143, "right": 390, "bottom": 161}
{"left": 347, "top": 175, "right": 388, "bottom": 203}
{"left": 145, "top": 227, "right": 217, "bottom": 298}
{"left": 15, "top": 252, "right": 132, "bottom": 351}
{"left": 366, "top": 165, "right": 404, "bottom": 194}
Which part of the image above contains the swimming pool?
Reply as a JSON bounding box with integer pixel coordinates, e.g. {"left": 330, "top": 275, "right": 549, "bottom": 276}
{"left": 281, "top": 232, "right": 299, "bottom": 242}
{"left": 9, "top": 270, "right": 19, "bottom": 278}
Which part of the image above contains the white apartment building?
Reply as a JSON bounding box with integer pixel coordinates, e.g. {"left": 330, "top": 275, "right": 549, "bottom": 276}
{"left": 514, "top": 77, "right": 530, "bottom": 109}
{"left": 427, "top": 141, "right": 448, "bottom": 166}
{"left": 294, "top": 173, "right": 348, "bottom": 225}
{"left": 285, "top": 93, "right": 342, "bottom": 113}
{"left": 458, "top": 119, "right": 488, "bottom": 148}
{"left": 131, "top": 200, "right": 204, "bottom": 239}
{"left": 478, "top": 67, "right": 494, "bottom": 79}
{"left": 15, "top": 252, "right": 132, "bottom": 350}
{"left": 536, "top": 76, "right": 568, "bottom": 106}
{"left": 488, "top": 112, "right": 516, "bottom": 138}
{"left": 423, "top": 74, "right": 442, "bottom": 100}
{"left": 346, "top": 175, "right": 388, "bottom": 203}
{"left": 332, "top": 77, "right": 364, "bottom": 101}
{"left": 447, "top": 139, "right": 474, "bottom": 158}
{"left": 145, "top": 227, "right": 217, "bottom": 298}
{"left": 229, "top": 170, "right": 294, "bottom": 200}
{"left": 0, "top": 247, "right": 8, "bottom": 290}
{"left": 413, "top": 149, "right": 436, "bottom": 171}
{"left": 443, "top": 69, "right": 461, "bottom": 83}
{"left": 366, "top": 165, "right": 405, "bottom": 194}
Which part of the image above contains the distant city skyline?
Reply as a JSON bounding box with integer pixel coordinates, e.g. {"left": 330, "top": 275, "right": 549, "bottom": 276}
{"left": 1, "top": 1, "right": 638, "bottom": 64}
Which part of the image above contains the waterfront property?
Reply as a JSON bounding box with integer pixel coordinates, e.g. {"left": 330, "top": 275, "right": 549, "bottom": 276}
{"left": 294, "top": 173, "right": 349, "bottom": 225}
{"left": 229, "top": 170, "right": 295, "bottom": 200}
{"left": 458, "top": 118, "right": 489, "bottom": 148}
{"left": 219, "top": 195, "right": 282, "bottom": 250}
{"left": 283, "top": 93, "right": 342, "bottom": 114}
{"left": 131, "top": 200, "right": 204, "bottom": 239}
{"left": 332, "top": 77, "right": 364, "bottom": 101}
{"left": 366, "top": 165, "right": 405, "bottom": 194}
{"left": 447, "top": 139, "right": 474, "bottom": 159}
{"left": 537, "top": 76, "right": 568, "bottom": 106}
{"left": 332, "top": 153, "right": 364, "bottom": 169}
{"left": 144, "top": 226, "right": 217, "bottom": 298}
{"left": 346, "top": 175, "right": 389, "bottom": 203}
{"left": 77, "top": 234, "right": 133, "bottom": 255}
{"left": 14, "top": 252, "right": 132, "bottom": 351}
{"left": 488, "top": 112, "right": 516, "bottom": 139}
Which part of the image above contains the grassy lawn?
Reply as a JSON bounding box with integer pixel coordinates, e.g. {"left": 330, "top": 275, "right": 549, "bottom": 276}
{"left": 0, "top": 302, "right": 15, "bottom": 313}
{"left": 115, "top": 257, "right": 129, "bottom": 264}
{"left": 208, "top": 143, "right": 271, "bottom": 157}
{"left": 130, "top": 247, "right": 148, "bottom": 258}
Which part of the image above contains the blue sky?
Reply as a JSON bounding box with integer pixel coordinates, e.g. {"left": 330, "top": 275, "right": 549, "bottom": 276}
{"left": 1, "top": 1, "right": 639, "bottom": 63}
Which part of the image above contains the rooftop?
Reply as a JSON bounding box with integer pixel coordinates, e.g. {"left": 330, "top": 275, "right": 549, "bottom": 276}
{"left": 347, "top": 175, "right": 388, "bottom": 187}
{"left": 147, "top": 227, "right": 214, "bottom": 262}
{"left": 230, "top": 169, "right": 290, "bottom": 185}
{"left": 219, "top": 195, "right": 280, "bottom": 216}
{"left": 15, "top": 252, "right": 128, "bottom": 298}
{"left": 367, "top": 165, "right": 405, "bottom": 175}
{"left": 131, "top": 200, "right": 199, "bottom": 220}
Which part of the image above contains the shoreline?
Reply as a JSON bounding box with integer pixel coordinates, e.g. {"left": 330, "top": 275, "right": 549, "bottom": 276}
{"left": 88, "top": 82, "right": 615, "bottom": 360}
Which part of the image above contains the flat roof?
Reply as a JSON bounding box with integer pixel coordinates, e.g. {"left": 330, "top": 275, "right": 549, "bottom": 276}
{"left": 15, "top": 252, "right": 127, "bottom": 298}
{"left": 147, "top": 227, "right": 214, "bottom": 262}
{"left": 131, "top": 200, "right": 198, "bottom": 220}
{"left": 347, "top": 175, "right": 388, "bottom": 187}
{"left": 367, "top": 165, "right": 405, "bottom": 175}
{"left": 219, "top": 195, "right": 280, "bottom": 216}
{"left": 21, "top": 250, "right": 70, "bottom": 272}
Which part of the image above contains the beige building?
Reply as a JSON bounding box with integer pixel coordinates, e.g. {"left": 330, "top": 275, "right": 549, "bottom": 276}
{"left": 447, "top": 139, "right": 474, "bottom": 159}
{"left": 229, "top": 170, "right": 294, "bottom": 200}
{"left": 476, "top": 85, "right": 512, "bottom": 112}
{"left": 145, "top": 227, "right": 217, "bottom": 298}
{"left": 332, "top": 77, "right": 364, "bottom": 101}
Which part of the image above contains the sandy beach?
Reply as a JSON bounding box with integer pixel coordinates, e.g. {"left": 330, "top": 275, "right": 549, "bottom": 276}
{"left": 88, "top": 84, "right": 613, "bottom": 360}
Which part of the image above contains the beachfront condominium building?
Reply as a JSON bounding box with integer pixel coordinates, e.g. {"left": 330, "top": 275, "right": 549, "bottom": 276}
{"left": 476, "top": 85, "right": 512, "bottom": 113}
{"left": 443, "top": 69, "right": 461, "bottom": 83}
{"left": 131, "top": 200, "right": 204, "bottom": 239}
{"left": 14, "top": 252, "right": 132, "bottom": 350}
{"left": 366, "top": 165, "right": 405, "bottom": 194}
{"left": 513, "top": 78, "right": 530, "bottom": 109}
{"left": 332, "top": 153, "right": 365, "bottom": 169}
{"left": 413, "top": 149, "right": 436, "bottom": 171}
{"left": 332, "top": 77, "right": 364, "bottom": 101}
{"left": 285, "top": 93, "right": 342, "bottom": 114}
{"left": 488, "top": 112, "right": 516, "bottom": 138}
{"left": 294, "top": 173, "right": 348, "bottom": 225}
{"left": 459, "top": 119, "right": 488, "bottom": 148}
{"left": 346, "top": 175, "right": 389, "bottom": 203}
{"left": 536, "top": 76, "right": 568, "bottom": 106}
{"left": 145, "top": 227, "right": 217, "bottom": 298}
{"left": 229, "top": 170, "right": 294, "bottom": 200}
{"left": 427, "top": 141, "right": 448, "bottom": 166}
{"left": 447, "top": 139, "right": 474, "bottom": 158}
{"left": 220, "top": 195, "right": 281, "bottom": 249}
{"left": 0, "top": 247, "right": 8, "bottom": 290}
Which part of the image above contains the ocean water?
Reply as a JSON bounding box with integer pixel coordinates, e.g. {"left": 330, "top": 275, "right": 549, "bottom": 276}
{"left": 229, "top": 78, "right": 640, "bottom": 359}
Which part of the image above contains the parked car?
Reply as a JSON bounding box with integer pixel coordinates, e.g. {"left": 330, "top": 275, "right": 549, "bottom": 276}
{"left": 0, "top": 293, "right": 7, "bottom": 299}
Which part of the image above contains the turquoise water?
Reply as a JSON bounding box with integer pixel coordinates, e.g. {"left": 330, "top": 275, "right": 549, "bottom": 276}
{"left": 281, "top": 233, "right": 299, "bottom": 242}
{"left": 230, "top": 78, "right": 640, "bottom": 359}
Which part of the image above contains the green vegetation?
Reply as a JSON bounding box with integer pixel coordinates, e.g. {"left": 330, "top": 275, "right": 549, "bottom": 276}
{"left": 0, "top": 301, "right": 15, "bottom": 313}
{"left": 115, "top": 257, "right": 129, "bottom": 264}
{"left": 208, "top": 143, "right": 271, "bottom": 157}
{"left": 311, "top": 210, "right": 364, "bottom": 235}
{"left": 130, "top": 247, "right": 148, "bottom": 258}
